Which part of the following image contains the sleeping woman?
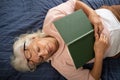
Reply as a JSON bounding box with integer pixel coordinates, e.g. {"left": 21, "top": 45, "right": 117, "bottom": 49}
{"left": 11, "top": 0, "right": 120, "bottom": 80}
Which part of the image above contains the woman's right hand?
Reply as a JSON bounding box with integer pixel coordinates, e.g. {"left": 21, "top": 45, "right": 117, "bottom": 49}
{"left": 88, "top": 13, "right": 104, "bottom": 36}
{"left": 94, "top": 33, "right": 109, "bottom": 58}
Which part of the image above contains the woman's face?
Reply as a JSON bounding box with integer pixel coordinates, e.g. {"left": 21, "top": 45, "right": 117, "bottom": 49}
{"left": 23, "top": 36, "right": 59, "bottom": 69}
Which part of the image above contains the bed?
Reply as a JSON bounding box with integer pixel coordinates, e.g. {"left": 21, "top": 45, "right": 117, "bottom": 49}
{"left": 0, "top": 0, "right": 120, "bottom": 80}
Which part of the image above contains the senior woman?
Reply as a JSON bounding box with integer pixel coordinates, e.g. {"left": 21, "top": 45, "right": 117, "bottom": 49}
{"left": 11, "top": 0, "right": 120, "bottom": 80}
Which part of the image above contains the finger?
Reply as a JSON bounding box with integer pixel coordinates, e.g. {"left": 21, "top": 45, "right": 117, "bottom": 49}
{"left": 103, "top": 35, "right": 109, "bottom": 48}
{"left": 98, "top": 23, "right": 104, "bottom": 34}
{"left": 95, "top": 32, "right": 99, "bottom": 41}
{"left": 99, "top": 33, "right": 104, "bottom": 40}
{"left": 104, "top": 35, "right": 109, "bottom": 44}
{"left": 97, "top": 15, "right": 103, "bottom": 33}
{"left": 94, "top": 25, "right": 99, "bottom": 36}
{"left": 101, "top": 34, "right": 108, "bottom": 43}
{"left": 103, "top": 35, "right": 107, "bottom": 42}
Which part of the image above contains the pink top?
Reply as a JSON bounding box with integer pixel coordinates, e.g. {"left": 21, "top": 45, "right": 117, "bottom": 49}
{"left": 43, "top": 0, "right": 95, "bottom": 80}
{"left": 42, "top": 0, "right": 120, "bottom": 80}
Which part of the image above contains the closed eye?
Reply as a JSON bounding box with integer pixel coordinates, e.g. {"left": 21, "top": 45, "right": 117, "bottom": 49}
{"left": 37, "top": 47, "right": 40, "bottom": 53}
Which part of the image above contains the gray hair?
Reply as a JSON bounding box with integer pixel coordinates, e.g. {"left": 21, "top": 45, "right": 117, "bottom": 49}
{"left": 11, "top": 30, "right": 47, "bottom": 72}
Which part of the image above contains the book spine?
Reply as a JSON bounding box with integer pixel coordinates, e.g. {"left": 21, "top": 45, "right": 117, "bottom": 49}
{"left": 67, "top": 30, "right": 94, "bottom": 45}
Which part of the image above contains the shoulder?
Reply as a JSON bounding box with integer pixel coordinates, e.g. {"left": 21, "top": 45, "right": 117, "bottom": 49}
{"left": 43, "top": 0, "right": 77, "bottom": 29}
{"left": 44, "top": 0, "right": 76, "bottom": 24}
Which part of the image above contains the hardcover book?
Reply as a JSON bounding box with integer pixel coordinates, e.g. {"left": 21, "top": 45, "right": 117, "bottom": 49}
{"left": 53, "top": 9, "right": 95, "bottom": 69}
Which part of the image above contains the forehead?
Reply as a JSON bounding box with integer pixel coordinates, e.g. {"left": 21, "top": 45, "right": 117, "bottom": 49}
{"left": 25, "top": 38, "right": 40, "bottom": 49}
{"left": 24, "top": 36, "right": 49, "bottom": 49}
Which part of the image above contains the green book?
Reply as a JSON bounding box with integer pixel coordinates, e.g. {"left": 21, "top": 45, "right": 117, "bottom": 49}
{"left": 53, "top": 9, "right": 95, "bottom": 69}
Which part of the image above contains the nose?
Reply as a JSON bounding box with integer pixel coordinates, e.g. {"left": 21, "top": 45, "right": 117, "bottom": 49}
{"left": 38, "top": 50, "right": 48, "bottom": 57}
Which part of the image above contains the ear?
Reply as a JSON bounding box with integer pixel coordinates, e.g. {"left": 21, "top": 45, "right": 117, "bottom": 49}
{"left": 32, "top": 37, "right": 36, "bottom": 39}
{"left": 31, "top": 36, "right": 38, "bottom": 40}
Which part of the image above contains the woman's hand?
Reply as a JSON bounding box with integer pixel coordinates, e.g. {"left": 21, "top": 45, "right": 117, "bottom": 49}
{"left": 75, "top": 1, "right": 103, "bottom": 36}
{"left": 94, "top": 33, "right": 109, "bottom": 57}
{"left": 89, "top": 13, "right": 104, "bottom": 37}
{"left": 91, "top": 33, "right": 109, "bottom": 80}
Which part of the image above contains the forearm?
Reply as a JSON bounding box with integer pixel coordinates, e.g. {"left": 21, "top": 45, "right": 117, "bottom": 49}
{"left": 90, "top": 54, "right": 103, "bottom": 80}
{"left": 75, "top": 1, "right": 95, "bottom": 17}
{"left": 91, "top": 28, "right": 109, "bottom": 80}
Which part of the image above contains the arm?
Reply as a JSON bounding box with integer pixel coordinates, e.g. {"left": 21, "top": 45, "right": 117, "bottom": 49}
{"left": 91, "top": 33, "right": 109, "bottom": 80}
{"left": 75, "top": 0, "right": 95, "bottom": 16}
{"left": 75, "top": 0, "right": 103, "bottom": 36}
{"left": 90, "top": 53, "right": 103, "bottom": 80}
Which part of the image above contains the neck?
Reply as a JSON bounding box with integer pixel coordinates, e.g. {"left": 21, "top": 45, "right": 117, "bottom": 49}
{"left": 52, "top": 37, "right": 59, "bottom": 54}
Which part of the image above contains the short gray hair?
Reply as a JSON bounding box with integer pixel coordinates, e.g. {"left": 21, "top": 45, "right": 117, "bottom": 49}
{"left": 11, "top": 30, "right": 47, "bottom": 72}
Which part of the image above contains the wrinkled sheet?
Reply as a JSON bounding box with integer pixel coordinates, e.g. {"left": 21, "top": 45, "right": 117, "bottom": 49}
{"left": 0, "top": 0, "right": 120, "bottom": 80}
{"left": 0, "top": 0, "right": 67, "bottom": 80}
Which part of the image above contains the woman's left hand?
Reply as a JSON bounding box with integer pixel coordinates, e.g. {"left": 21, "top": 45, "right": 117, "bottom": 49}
{"left": 88, "top": 13, "right": 104, "bottom": 37}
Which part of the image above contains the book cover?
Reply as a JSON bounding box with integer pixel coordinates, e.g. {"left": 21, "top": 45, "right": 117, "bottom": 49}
{"left": 53, "top": 9, "right": 95, "bottom": 69}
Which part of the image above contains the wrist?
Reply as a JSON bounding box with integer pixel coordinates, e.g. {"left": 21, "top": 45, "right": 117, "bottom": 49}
{"left": 95, "top": 52, "right": 104, "bottom": 60}
{"left": 88, "top": 12, "right": 98, "bottom": 18}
